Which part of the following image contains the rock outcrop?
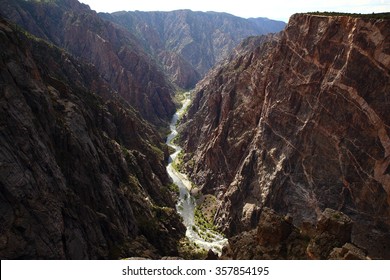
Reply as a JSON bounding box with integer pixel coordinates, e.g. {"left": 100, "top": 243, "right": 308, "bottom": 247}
{"left": 221, "top": 207, "right": 368, "bottom": 260}
{"left": 102, "top": 10, "right": 286, "bottom": 88}
{"left": 180, "top": 13, "right": 390, "bottom": 258}
{"left": 0, "top": 0, "right": 176, "bottom": 127}
{"left": 306, "top": 208, "right": 353, "bottom": 259}
{"left": 0, "top": 17, "right": 185, "bottom": 259}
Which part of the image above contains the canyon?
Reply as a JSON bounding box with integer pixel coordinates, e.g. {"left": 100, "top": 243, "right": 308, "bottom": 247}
{"left": 0, "top": 0, "right": 176, "bottom": 128}
{"left": 101, "top": 10, "right": 285, "bottom": 88}
{"left": 179, "top": 13, "right": 390, "bottom": 259}
{"left": 0, "top": 0, "right": 389, "bottom": 260}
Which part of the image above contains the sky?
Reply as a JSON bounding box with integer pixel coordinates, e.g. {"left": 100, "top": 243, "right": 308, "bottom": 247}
{"left": 78, "top": 0, "right": 389, "bottom": 22}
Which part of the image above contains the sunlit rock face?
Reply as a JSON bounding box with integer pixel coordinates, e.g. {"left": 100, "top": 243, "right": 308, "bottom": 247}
{"left": 180, "top": 14, "right": 390, "bottom": 258}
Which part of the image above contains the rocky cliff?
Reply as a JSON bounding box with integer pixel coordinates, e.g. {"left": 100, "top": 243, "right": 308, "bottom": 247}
{"left": 180, "top": 13, "right": 390, "bottom": 258}
{"left": 0, "top": 17, "right": 185, "bottom": 259}
{"left": 0, "top": 0, "right": 176, "bottom": 127}
{"left": 102, "top": 10, "right": 285, "bottom": 88}
{"left": 221, "top": 207, "right": 369, "bottom": 260}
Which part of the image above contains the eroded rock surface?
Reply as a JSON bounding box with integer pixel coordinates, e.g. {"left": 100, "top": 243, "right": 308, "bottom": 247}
{"left": 0, "top": 17, "right": 185, "bottom": 259}
{"left": 102, "top": 10, "right": 285, "bottom": 88}
{"left": 180, "top": 14, "right": 390, "bottom": 258}
{"left": 221, "top": 208, "right": 367, "bottom": 260}
{"left": 0, "top": 0, "right": 176, "bottom": 127}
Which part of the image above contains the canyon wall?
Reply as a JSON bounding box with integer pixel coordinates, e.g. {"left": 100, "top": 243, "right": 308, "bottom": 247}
{"left": 180, "top": 14, "right": 390, "bottom": 258}
{"left": 0, "top": 17, "right": 184, "bottom": 259}
{"left": 102, "top": 10, "right": 285, "bottom": 88}
{"left": 0, "top": 0, "right": 176, "bottom": 127}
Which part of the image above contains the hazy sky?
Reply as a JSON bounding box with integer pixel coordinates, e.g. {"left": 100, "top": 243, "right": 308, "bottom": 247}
{"left": 79, "top": 0, "right": 389, "bottom": 22}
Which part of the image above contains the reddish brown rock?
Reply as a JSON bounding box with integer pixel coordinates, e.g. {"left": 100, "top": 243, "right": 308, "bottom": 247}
{"left": 329, "top": 243, "right": 368, "bottom": 260}
{"left": 180, "top": 14, "right": 390, "bottom": 258}
{"left": 257, "top": 208, "right": 293, "bottom": 247}
{"left": 158, "top": 51, "right": 201, "bottom": 89}
{"left": 220, "top": 207, "right": 307, "bottom": 260}
{"left": 221, "top": 207, "right": 364, "bottom": 260}
{"left": 316, "top": 208, "right": 353, "bottom": 242}
{"left": 307, "top": 208, "right": 353, "bottom": 259}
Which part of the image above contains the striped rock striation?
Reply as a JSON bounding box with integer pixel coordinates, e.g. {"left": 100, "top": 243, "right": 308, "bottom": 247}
{"left": 179, "top": 14, "right": 390, "bottom": 258}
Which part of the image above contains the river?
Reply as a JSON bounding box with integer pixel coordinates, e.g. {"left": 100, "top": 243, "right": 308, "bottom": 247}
{"left": 166, "top": 92, "right": 227, "bottom": 254}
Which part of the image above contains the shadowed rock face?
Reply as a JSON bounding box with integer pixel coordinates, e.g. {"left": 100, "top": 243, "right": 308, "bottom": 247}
{"left": 0, "top": 0, "right": 175, "bottom": 127}
{"left": 180, "top": 14, "right": 390, "bottom": 258}
{"left": 0, "top": 17, "right": 185, "bottom": 259}
{"left": 102, "top": 10, "right": 285, "bottom": 88}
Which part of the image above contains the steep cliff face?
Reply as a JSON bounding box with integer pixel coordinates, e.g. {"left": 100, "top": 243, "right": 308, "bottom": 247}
{"left": 180, "top": 14, "right": 390, "bottom": 258}
{"left": 0, "top": 0, "right": 175, "bottom": 127}
{"left": 0, "top": 18, "right": 184, "bottom": 259}
{"left": 181, "top": 34, "right": 279, "bottom": 195}
{"left": 102, "top": 10, "right": 286, "bottom": 88}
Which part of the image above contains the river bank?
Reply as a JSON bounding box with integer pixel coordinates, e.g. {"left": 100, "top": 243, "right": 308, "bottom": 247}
{"left": 166, "top": 92, "right": 227, "bottom": 255}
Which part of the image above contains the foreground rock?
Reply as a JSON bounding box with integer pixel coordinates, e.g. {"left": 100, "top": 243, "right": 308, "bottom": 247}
{"left": 306, "top": 208, "right": 353, "bottom": 259}
{"left": 221, "top": 208, "right": 368, "bottom": 260}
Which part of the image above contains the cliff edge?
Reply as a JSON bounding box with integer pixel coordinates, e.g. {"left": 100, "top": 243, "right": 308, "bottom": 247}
{"left": 180, "top": 13, "right": 390, "bottom": 258}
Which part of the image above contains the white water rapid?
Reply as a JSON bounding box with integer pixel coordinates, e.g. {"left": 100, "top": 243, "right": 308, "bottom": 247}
{"left": 166, "top": 92, "right": 227, "bottom": 254}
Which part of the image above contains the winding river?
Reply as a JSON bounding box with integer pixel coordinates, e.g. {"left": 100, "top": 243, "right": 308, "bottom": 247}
{"left": 166, "top": 92, "right": 227, "bottom": 254}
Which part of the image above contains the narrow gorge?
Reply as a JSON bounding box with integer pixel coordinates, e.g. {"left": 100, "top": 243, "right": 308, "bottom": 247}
{"left": 0, "top": 0, "right": 389, "bottom": 260}
{"left": 166, "top": 93, "right": 227, "bottom": 256}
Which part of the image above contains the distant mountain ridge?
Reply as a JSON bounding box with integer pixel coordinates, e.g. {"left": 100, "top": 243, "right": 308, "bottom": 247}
{"left": 101, "top": 10, "right": 285, "bottom": 88}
